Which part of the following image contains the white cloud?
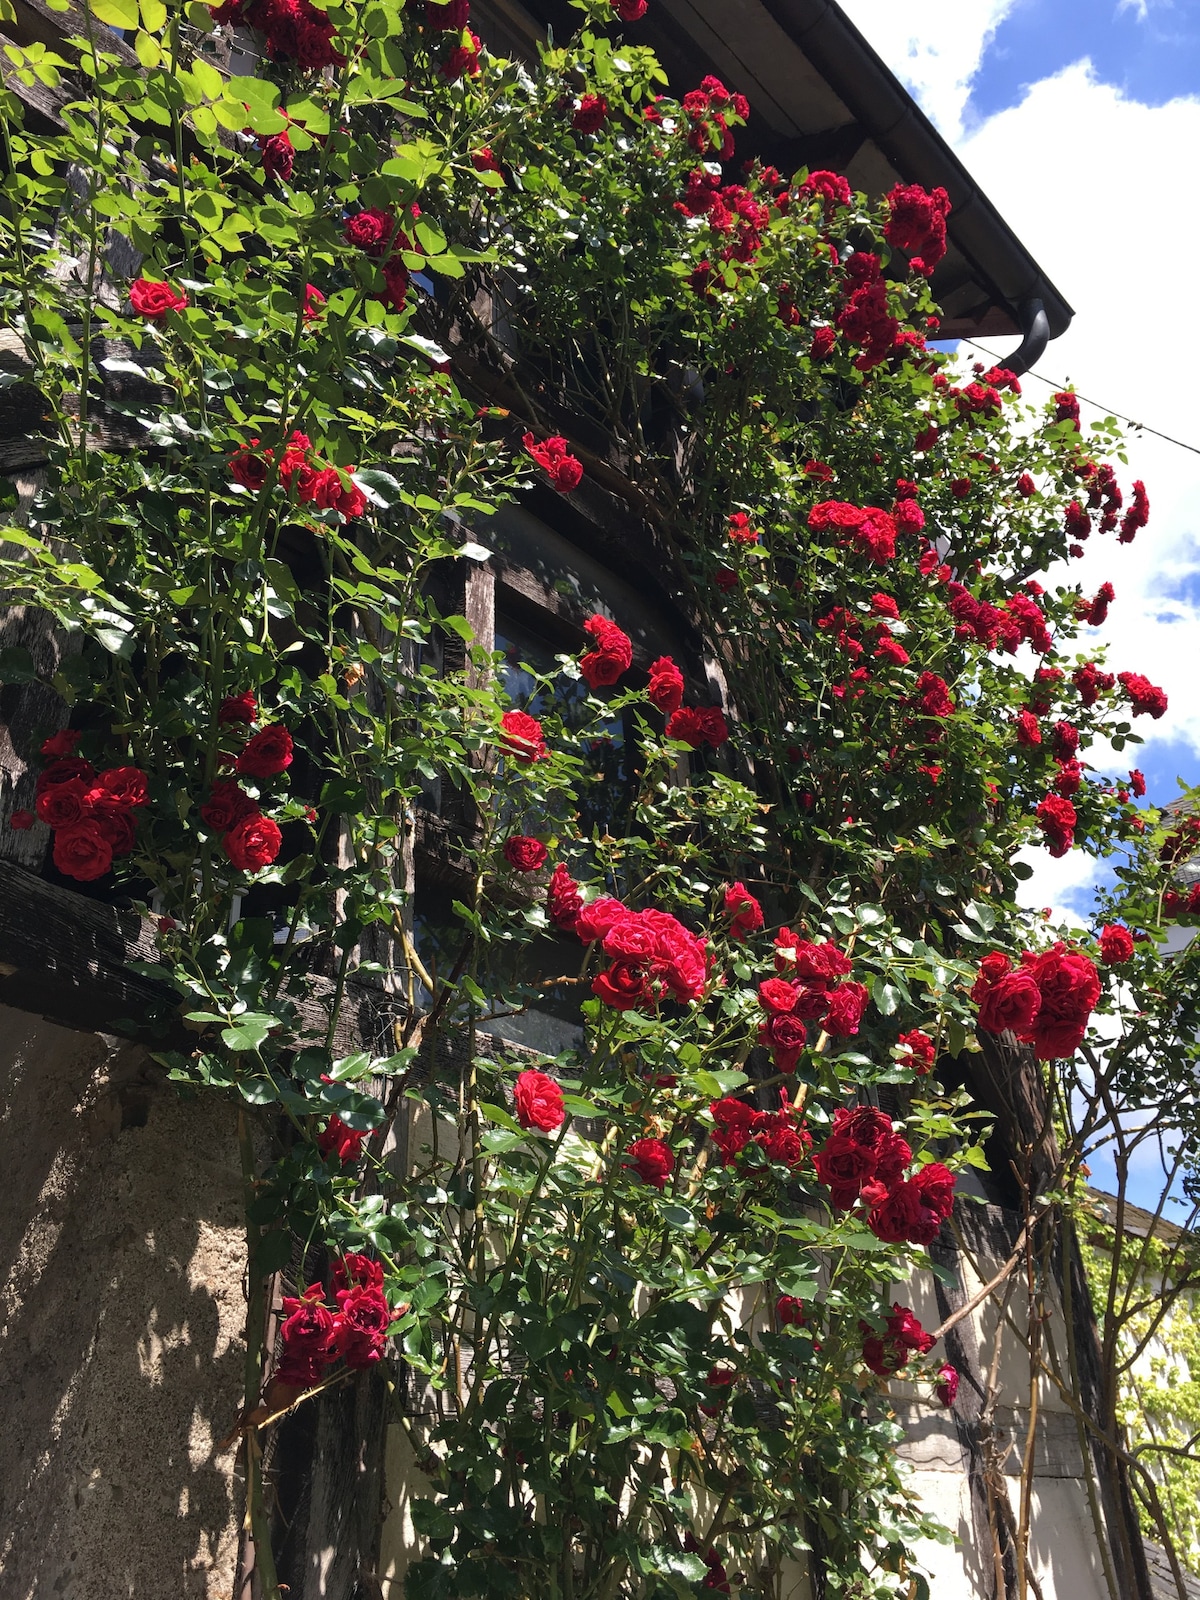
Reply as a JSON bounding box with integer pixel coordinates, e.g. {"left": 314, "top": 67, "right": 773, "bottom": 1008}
{"left": 837, "top": 0, "right": 1019, "bottom": 140}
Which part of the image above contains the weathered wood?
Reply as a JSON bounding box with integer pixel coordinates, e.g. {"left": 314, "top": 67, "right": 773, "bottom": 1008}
{"left": 0, "top": 858, "right": 392, "bottom": 1053}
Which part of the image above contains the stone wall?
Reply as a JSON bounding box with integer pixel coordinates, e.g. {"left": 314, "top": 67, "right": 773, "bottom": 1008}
{"left": 0, "top": 1005, "right": 246, "bottom": 1600}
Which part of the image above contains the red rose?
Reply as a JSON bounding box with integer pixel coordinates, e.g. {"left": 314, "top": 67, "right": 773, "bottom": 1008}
{"left": 757, "top": 1011, "right": 807, "bottom": 1072}
{"left": 96, "top": 766, "right": 149, "bottom": 808}
{"left": 935, "top": 1363, "right": 959, "bottom": 1407}
{"left": 726, "top": 511, "right": 759, "bottom": 546}
{"left": 1037, "top": 794, "right": 1077, "bottom": 858}
{"left": 776, "top": 1295, "right": 807, "bottom": 1327}
{"left": 129, "top": 278, "right": 188, "bottom": 319}
{"left": 302, "top": 283, "right": 326, "bottom": 322}
{"left": 574, "top": 896, "right": 630, "bottom": 942}
{"left": 219, "top": 691, "right": 257, "bottom": 725}
{"left": 278, "top": 1284, "right": 336, "bottom": 1387}
{"left": 318, "top": 1115, "right": 366, "bottom": 1164}
{"left": 897, "top": 1028, "right": 935, "bottom": 1074}
{"left": 522, "top": 432, "right": 583, "bottom": 494}
{"left": 709, "top": 1097, "right": 758, "bottom": 1164}
{"left": 665, "top": 705, "right": 728, "bottom": 748}
{"left": 974, "top": 958, "right": 1042, "bottom": 1037}
{"left": 753, "top": 1101, "right": 810, "bottom": 1165}
{"left": 513, "top": 1069, "right": 565, "bottom": 1132}
{"left": 860, "top": 1303, "right": 934, "bottom": 1376}
{"left": 332, "top": 1252, "right": 384, "bottom": 1293}
{"left": 723, "top": 881, "right": 763, "bottom": 938}
{"left": 259, "top": 129, "right": 294, "bottom": 182}
{"left": 547, "top": 863, "right": 583, "bottom": 931}
{"left": 472, "top": 145, "right": 502, "bottom": 175}
{"left": 37, "top": 777, "right": 91, "bottom": 829}
{"left": 223, "top": 812, "right": 282, "bottom": 873}
{"left": 699, "top": 1365, "right": 735, "bottom": 1415}
{"left": 572, "top": 93, "right": 609, "bottom": 134}
{"left": 333, "top": 1282, "right": 391, "bottom": 1368}
{"left": 230, "top": 440, "right": 270, "bottom": 491}
{"left": 1015, "top": 708, "right": 1041, "bottom": 746}
{"left": 647, "top": 656, "right": 684, "bottom": 713}
{"left": 37, "top": 758, "right": 94, "bottom": 796}
{"left": 343, "top": 207, "right": 394, "bottom": 256}
{"left": 503, "top": 835, "right": 548, "bottom": 872}
{"left": 500, "top": 708, "right": 548, "bottom": 763}
{"left": 87, "top": 792, "right": 137, "bottom": 855}
{"left": 237, "top": 724, "right": 294, "bottom": 779}
{"left": 758, "top": 977, "right": 799, "bottom": 1015}
{"left": 1118, "top": 671, "right": 1168, "bottom": 719}
{"left": 1129, "top": 769, "right": 1146, "bottom": 798}
{"left": 52, "top": 819, "right": 113, "bottom": 881}
{"left": 913, "top": 1161, "right": 955, "bottom": 1219}
{"left": 440, "top": 29, "right": 480, "bottom": 79}
{"left": 1021, "top": 943, "right": 1100, "bottom": 1060}
{"left": 866, "top": 1180, "right": 939, "bottom": 1246}
{"left": 914, "top": 671, "right": 954, "bottom": 717}
{"left": 612, "top": 0, "right": 646, "bottom": 18}
{"left": 884, "top": 182, "right": 950, "bottom": 273}
{"left": 823, "top": 980, "right": 869, "bottom": 1037}
{"left": 625, "top": 1136, "right": 673, "bottom": 1189}
{"left": 579, "top": 614, "right": 633, "bottom": 689}
{"left": 1099, "top": 924, "right": 1134, "bottom": 965}
{"left": 200, "top": 780, "right": 257, "bottom": 831}
{"left": 41, "top": 728, "right": 81, "bottom": 758}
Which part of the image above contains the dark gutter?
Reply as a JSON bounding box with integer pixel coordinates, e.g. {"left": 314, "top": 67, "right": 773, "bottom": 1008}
{"left": 759, "top": 0, "right": 1074, "bottom": 342}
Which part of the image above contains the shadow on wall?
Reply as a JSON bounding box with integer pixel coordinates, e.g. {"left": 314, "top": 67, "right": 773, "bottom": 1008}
{"left": 0, "top": 1005, "right": 247, "bottom": 1599}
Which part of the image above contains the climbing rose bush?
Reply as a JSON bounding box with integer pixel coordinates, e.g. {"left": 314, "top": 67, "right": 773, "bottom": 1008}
{"left": 0, "top": 0, "right": 1180, "bottom": 1590}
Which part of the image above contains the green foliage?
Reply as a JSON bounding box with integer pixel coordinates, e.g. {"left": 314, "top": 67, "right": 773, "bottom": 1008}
{"left": 0, "top": 0, "right": 1187, "bottom": 1591}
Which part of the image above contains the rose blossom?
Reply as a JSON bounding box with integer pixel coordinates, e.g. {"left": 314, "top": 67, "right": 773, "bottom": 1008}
{"left": 897, "top": 1028, "right": 935, "bottom": 1074}
{"left": 318, "top": 1115, "right": 366, "bottom": 1164}
{"left": 625, "top": 1137, "right": 673, "bottom": 1189}
{"left": 1021, "top": 943, "right": 1100, "bottom": 1060}
{"left": 52, "top": 820, "right": 113, "bottom": 881}
{"left": 129, "top": 278, "right": 188, "bottom": 319}
{"left": 665, "top": 705, "right": 728, "bottom": 748}
{"left": 722, "top": 881, "right": 762, "bottom": 938}
{"left": 218, "top": 690, "right": 257, "bottom": 725}
{"left": 500, "top": 708, "right": 548, "bottom": 763}
{"left": 333, "top": 1282, "right": 391, "bottom": 1368}
{"left": 200, "top": 780, "right": 257, "bottom": 831}
{"left": 237, "top": 724, "right": 294, "bottom": 779}
{"left": 546, "top": 863, "right": 583, "bottom": 931}
{"left": 503, "top": 835, "right": 548, "bottom": 872}
{"left": 41, "top": 728, "right": 80, "bottom": 758}
{"left": 522, "top": 432, "right": 583, "bottom": 493}
{"left": 971, "top": 953, "right": 1042, "bottom": 1036}
{"left": 513, "top": 1069, "right": 565, "bottom": 1132}
{"left": 647, "top": 656, "right": 684, "bottom": 714}
{"left": 935, "top": 1364, "right": 959, "bottom": 1406}
{"left": 223, "top": 812, "right": 282, "bottom": 873}
{"left": 776, "top": 1294, "right": 807, "bottom": 1327}
{"left": 579, "top": 614, "right": 633, "bottom": 689}
{"left": 1099, "top": 924, "right": 1134, "bottom": 965}
{"left": 277, "top": 1284, "right": 336, "bottom": 1388}
{"left": 860, "top": 1303, "right": 935, "bottom": 1376}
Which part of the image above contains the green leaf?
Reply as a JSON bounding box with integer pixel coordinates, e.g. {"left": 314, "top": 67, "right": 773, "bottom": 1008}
{"left": 479, "top": 1100, "right": 523, "bottom": 1134}
{"left": 88, "top": 0, "right": 138, "bottom": 27}
{"left": 220, "top": 1014, "right": 277, "bottom": 1052}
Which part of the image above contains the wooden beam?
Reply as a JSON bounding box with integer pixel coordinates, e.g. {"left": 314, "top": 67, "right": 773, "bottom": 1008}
{"left": 0, "top": 859, "right": 391, "bottom": 1054}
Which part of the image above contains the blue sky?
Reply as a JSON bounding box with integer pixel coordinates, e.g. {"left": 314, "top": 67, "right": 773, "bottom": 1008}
{"left": 965, "top": 0, "right": 1200, "bottom": 126}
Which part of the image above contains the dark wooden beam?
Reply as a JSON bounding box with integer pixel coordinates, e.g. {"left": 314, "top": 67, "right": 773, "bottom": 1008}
{"left": 0, "top": 858, "right": 390, "bottom": 1054}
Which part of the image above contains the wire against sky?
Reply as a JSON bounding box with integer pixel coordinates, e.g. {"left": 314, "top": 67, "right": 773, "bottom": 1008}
{"left": 960, "top": 337, "right": 1200, "bottom": 460}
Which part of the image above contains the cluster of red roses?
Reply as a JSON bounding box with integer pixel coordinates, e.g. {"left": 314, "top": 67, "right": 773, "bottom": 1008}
{"left": 882, "top": 181, "right": 950, "bottom": 277}
{"left": 808, "top": 499, "right": 897, "bottom": 564}
{"left": 1118, "top": 670, "right": 1168, "bottom": 720}
{"left": 835, "top": 251, "right": 899, "bottom": 372}
{"left": 209, "top": 0, "right": 341, "bottom": 68}
{"left": 710, "top": 1093, "right": 811, "bottom": 1171}
{"left": 680, "top": 76, "right": 749, "bottom": 161}
{"left": 575, "top": 895, "right": 709, "bottom": 1011}
{"left": 946, "top": 580, "right": 1052, "bottom": 654}
{"left": 812, "top": 1105, "right": 955, "bottom": 1247}
{"left": 973, "top": 943, "right": 1101, "bottom": 1061}
{"left": 420, "top": 0, "right": 481, "bottom": 79}
{"left": 756, "top": 937, "right": 868, "bottom": 1071}
{"left": 19, "top": 730, "right": 149, "bottom": 882}
{"left": 1063, "top": 458, "right": 1149, "bottom": 549}
{"left": 198, "top": 697, "right": 291, "bottom": 873}
{"left": 230, "top": 429, "right": 367, "bottom": 518}
{"left": 859, "top": 1303, "right": 935, "bottom": 1378}
{"left": 523, "top": 432, "right": 584, "bottom": 494}
{"left": 275, "top": 1254, "right": 396, "bottom": 1393}
{"left": 677, "top": 173, "right": 771, "bottom": 269}
{"left": 342, "top": 203, "right": 421, "bottom": 309}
